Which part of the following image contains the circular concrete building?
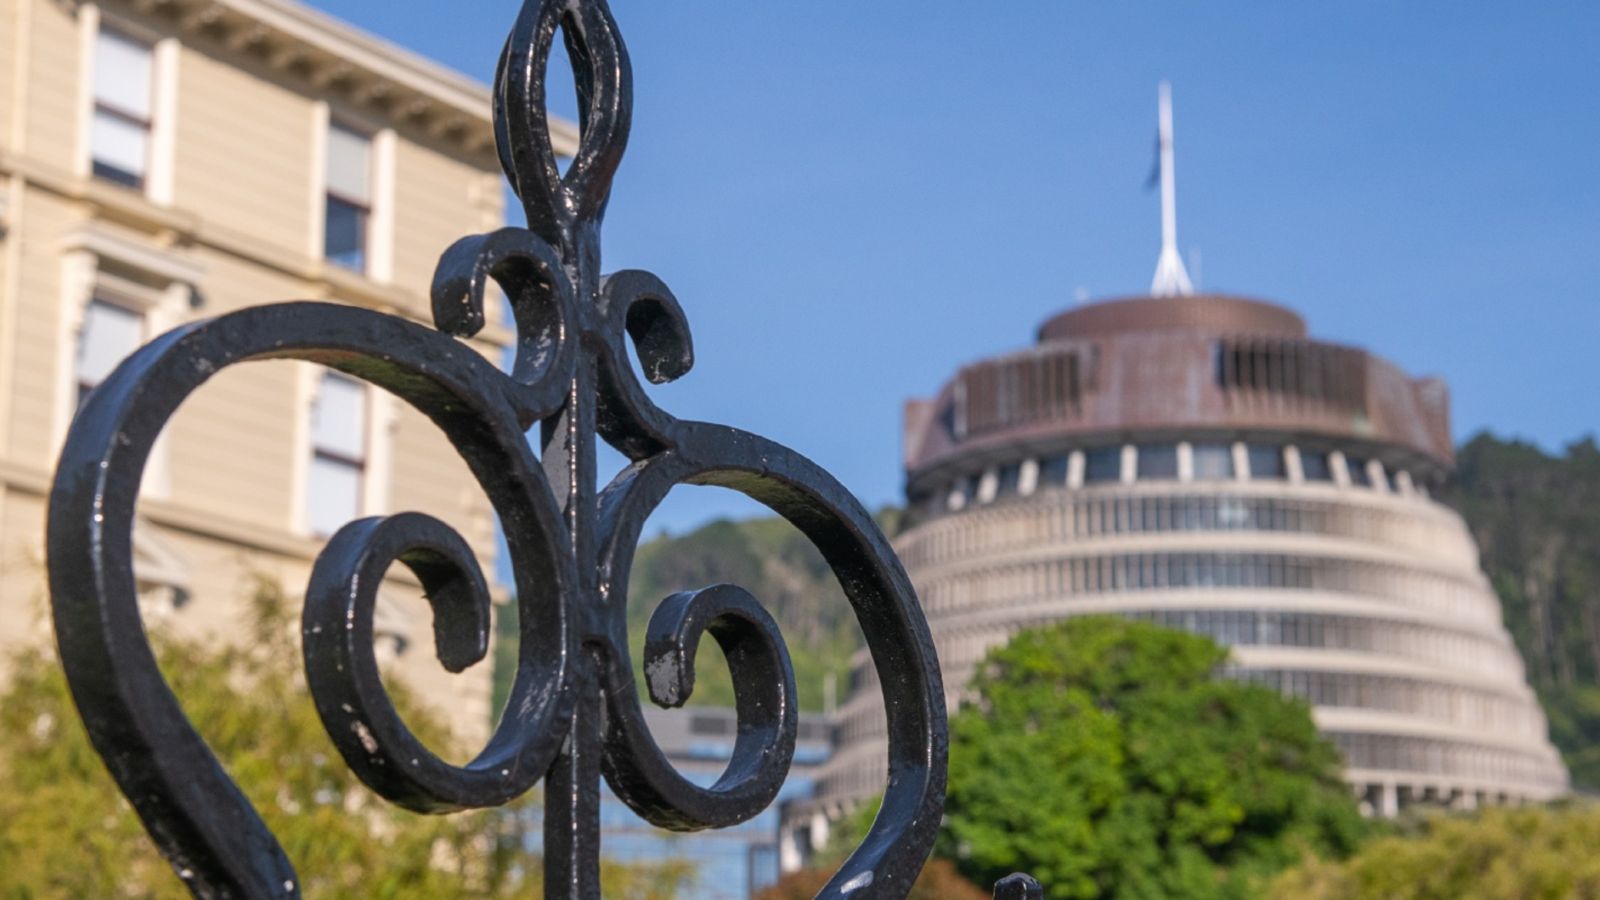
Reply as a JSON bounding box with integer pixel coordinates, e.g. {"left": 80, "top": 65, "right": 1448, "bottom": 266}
{"left": 821, "top": 293, "right": 1568, "bottom": 816}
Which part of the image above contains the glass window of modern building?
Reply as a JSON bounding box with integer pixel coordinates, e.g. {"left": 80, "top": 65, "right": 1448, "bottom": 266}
{"left": 1346, "top": 455, "right": 1372, "bottom": 487}
{"left": 996, "top": 463, "right": 1021, "bottom": 498}
{"left": 1038, "top": 454, "right": 1070, "bottom": 489}
{"left": 1300, "top": 448, "right": 1333, "bottom": 482}
{"left": 1191, "top": 442, "right": 1234, "bottom": 481}
{"left": 1136, "top": 444, "right": 1179, "bottom": 481}
{"left": 1083, "top": 446, "right": 1122, "bottom": 484}
{"left": 1248, "top": 443, "right": 1286, "bottom": 480}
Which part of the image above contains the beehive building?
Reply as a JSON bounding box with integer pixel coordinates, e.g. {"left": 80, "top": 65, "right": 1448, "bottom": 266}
{"left": 822, "top": 291, "right": 1568, "bottom": 815}
{"left": 820, "top": 85, "right": 1567, "bottom": 818}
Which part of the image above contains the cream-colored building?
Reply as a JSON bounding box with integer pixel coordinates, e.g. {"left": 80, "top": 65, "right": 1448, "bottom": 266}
{"left": 0, "top": 0, "right": 575, "bottom": 743}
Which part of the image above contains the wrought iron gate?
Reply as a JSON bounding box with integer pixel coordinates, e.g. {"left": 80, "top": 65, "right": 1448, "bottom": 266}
{"left": 45, "top": 1, "right": 1041, "bottom": 897}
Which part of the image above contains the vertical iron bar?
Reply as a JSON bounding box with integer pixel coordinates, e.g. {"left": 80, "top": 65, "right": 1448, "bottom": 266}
{"left": 543, "top": 656, "right": 602, "bottom": 898}
{"left": 541, "top": 341, "right": 604, "bottom": 897}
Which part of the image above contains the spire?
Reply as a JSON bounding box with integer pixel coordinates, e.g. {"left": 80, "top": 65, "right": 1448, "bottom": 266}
{"left": 1150, "top": 81, "right": 1194, "bottom": 297}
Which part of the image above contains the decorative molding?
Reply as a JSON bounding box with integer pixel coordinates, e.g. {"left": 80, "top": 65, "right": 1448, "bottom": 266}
{"left": 100, "top": 0, "right": 582, "bottom": 162}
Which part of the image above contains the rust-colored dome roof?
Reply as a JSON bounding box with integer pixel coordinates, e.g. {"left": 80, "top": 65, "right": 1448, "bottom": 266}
{"left": 902, "top": 293, "right": 1454, "bottom": 482}
{"left": 1037, "top": 294, "right": 1306, "bottom": 343}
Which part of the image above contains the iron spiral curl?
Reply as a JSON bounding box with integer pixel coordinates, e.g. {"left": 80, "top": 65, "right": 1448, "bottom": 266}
{"left": 45, "top": 0, "right": 954, "bottom": 897}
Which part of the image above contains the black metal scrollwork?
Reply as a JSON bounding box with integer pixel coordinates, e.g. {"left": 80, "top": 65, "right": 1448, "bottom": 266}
{"left": 46, "top": 0, "right": 958, "bottom": 897}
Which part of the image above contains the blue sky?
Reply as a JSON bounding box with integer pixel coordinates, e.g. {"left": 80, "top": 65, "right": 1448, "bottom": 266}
{"left": 315, "top": 1, "right": 1599, "bottom": 535}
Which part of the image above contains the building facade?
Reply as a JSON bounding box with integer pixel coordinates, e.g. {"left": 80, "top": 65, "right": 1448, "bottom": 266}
{"left": 823, "top": 293, "right": 1568, "bottom": 817}
{"left": 0, "top": 0, "right": 576, "bottom": 743}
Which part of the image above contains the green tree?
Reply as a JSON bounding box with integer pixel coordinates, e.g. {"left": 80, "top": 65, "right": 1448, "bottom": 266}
{"left": 0, "top": 579, "right": 691, "bottom": 899}
{"left": 943, "top": 616, "right": 1366, "bottom": 900}
{"left": 1269, "top": 805, "right": 1600, "bottom": 899}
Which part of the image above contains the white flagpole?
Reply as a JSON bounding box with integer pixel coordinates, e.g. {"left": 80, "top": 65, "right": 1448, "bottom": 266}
{"left": 1151, "top": 81, "right": 1195, "bottom": 297}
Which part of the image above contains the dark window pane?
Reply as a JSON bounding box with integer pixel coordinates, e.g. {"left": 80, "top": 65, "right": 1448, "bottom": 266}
{"left": 1248, "top": 444, "right": 1286, "bottom": 480}
{"left": 1136, "top": 444, "right": 1178, "bottom": 481}
{"left": 1083, "top": 447, "right": 1122, "bottom": 484}
{"left": 1346, "top": 456, "right": 1371, "bottom": 487}
{"left": 1038, "top": 455, "right": 1070, "bottom": 488}
{"left": 92, "top": 159, "right": 144, "bottom": 189}
{"left": 1192, "top": 443, "right": 1235, "bottom": 480}
{"left": 996, "top": 463, "right": 1021, "bottom": 497}
{"left": 1301, "top": 449, "right": 1333, "bottom": 482}
{"left": 325, "top": 195, "right": 368, "bottom": 271}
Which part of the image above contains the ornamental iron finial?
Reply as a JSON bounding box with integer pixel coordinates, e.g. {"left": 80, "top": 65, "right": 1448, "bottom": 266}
{"left": 46, "top": 1, "right": 955, "bottom": 897}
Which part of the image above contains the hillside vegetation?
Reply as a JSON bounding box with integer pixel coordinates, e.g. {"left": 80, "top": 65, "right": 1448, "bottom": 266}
{"left": 492, "top": 512, "right": 897, "bottom": 716}
{"left": 621, "top": 514, "right": 893, "bottom": 711}
{"left": 1444, "top": 433, "right": 1600, "bottom": 789}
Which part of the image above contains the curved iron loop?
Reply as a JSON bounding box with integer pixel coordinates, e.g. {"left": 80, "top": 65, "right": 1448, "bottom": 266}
{"left": 303, "top": 512, "right": 568, "bottom": 813}
{"left": 594, "top": 269, "right": 695, "bottom": 459}
{"left": 599, "top": 584, "right": 798, "bottom": 831}
{"left": 596, "top": 424, "right": 949, "bottom": 897}
{"left": 431, "top": 227, "right": 578, "bottom": 417}
{"left": 46, "top": 304, "right": 574, "bottom": 897}
{"left": 993, "top": 874, "right": 1045, "bottom": 900}
{"left": 496, "top": 0, "right": 631, "bottom": 246}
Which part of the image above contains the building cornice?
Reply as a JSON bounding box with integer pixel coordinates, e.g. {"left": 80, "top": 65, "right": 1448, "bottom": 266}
{"left": 104, "top": 0, "right": 581, "bottom": 164}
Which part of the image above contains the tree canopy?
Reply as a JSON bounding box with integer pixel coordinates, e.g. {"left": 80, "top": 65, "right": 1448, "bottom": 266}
{"left": 943, "top": 616, "right": 1366, "bottom": 899}
{"left": 0, "top": 579, "right": 690, "bottom": 899}
{"left": 1269, "top": 805, "right": 1600, "bottom": 899}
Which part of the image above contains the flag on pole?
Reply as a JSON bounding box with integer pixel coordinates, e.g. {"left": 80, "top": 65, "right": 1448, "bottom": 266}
{"left": 1143, "top": 132, "right": 1161, "bottom": 192}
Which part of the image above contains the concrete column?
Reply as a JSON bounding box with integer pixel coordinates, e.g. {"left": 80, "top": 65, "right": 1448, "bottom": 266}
{"left": 1285, "top": 445, "right": 1305, "bottom": 483}
{"left": 946, "top": 485, "right": 966, "bottom": 512}
{"left": 1368, "top": 459, "right": 1388, "bottom": 493}
{"left": 1177, "top": 442, "right": 1195, "bottom": 482}
{"left": 1330, "top": 450, "right": 1352, "bottom": 487}
{"left": 1067, "top": 451, "right": 1085, "bottom": 489}
{"left": 977, "top": 467, "right": 998, "bottom": 504}
{"left": 1018, "top": 458, "right": 1039, "bottom": 496}
{"left": 1231, "top": 442, "right": 1251, "bottom": 481}
{"left": 1120, "top": 444, "right": 1137, "bottom": 485}
{"left": 1380, "top": 781, "right": 1399, "bottom": 818}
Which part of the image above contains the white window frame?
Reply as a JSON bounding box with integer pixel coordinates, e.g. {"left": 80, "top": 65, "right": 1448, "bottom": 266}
{"left": 294, "top": 365, "right": 394, "bottom": 537}
{"left": 311, "top": 103, "right": 395, "bottom": 281}
{"left": 77, "top": 5, "right": 178, "bottom": 203}
{"left": 54, "top": 236, "right": 198, "bottom": 497}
